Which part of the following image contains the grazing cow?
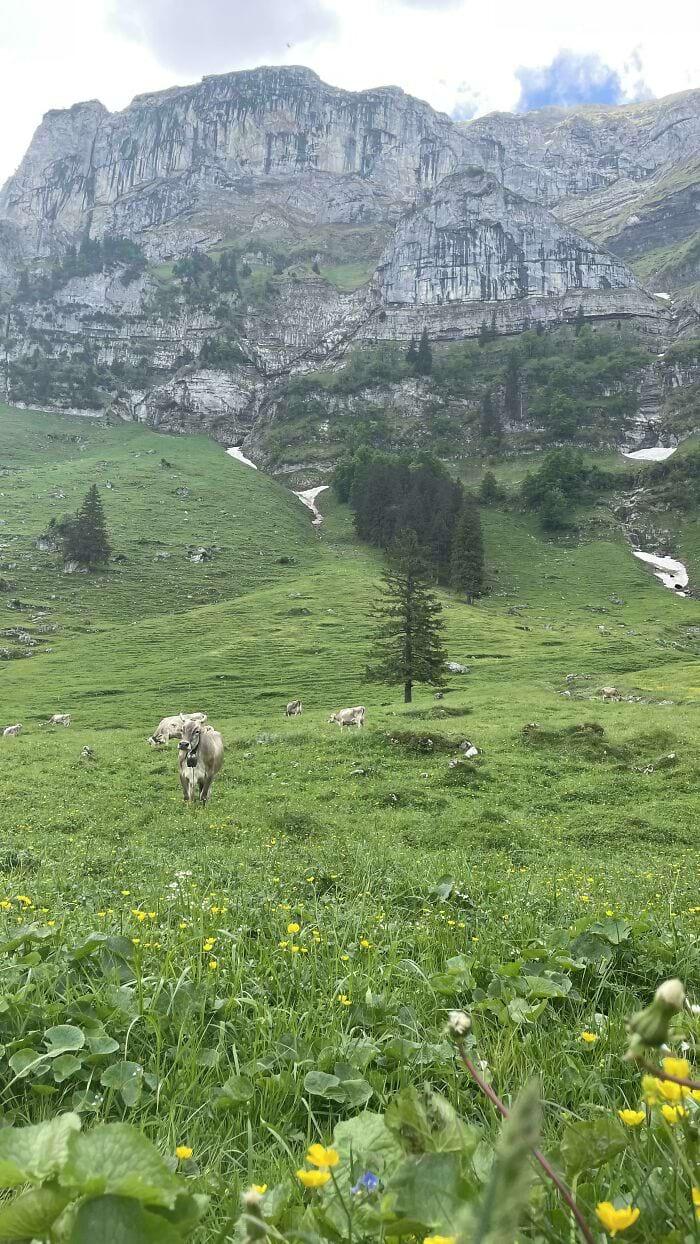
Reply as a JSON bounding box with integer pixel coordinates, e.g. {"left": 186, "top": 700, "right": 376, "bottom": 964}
{"left": 46, "top": 713, "right": 71, "bottom": 727}
{"left": 148, "top": 711, "right": 207, "bottom": 746}
{"left": 600, "top": 687, "right": 621, "bottom": 701}
{"left": 329, "top": 705, "right": 365, "bottom": 729}
{"left": 3, "top": 724, "right": 22, "bottom": 737}
{"left": 285, "top": 700, "right": 303, "bottom": 717}
{"left": 178, "top": 718, "right": 224, "bottom": 804}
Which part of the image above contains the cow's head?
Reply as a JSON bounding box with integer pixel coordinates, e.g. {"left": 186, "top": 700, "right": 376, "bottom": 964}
{"left": 179, "top": 718, "right": 202, "bottom": 767}
{"left": 328, "top": 713, "right": 338, "bottom": 724}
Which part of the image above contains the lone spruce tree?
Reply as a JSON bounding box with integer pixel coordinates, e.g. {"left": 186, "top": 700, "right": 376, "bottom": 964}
{"left": 451, "top": 493, "right": 485, "bottom": 604}
{"left": 415, "top": 327, "right": 433, "bottom": 376}
{"left": 367, "top": 531, "right": 446, "bottom": 703}
{"left": 64, "top": 484, "right": 111, "bottom": 568}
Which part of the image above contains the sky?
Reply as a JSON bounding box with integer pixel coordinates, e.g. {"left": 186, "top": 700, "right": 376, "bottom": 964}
{"left": 0, "top": 0, "right": 697, "bottom": 186}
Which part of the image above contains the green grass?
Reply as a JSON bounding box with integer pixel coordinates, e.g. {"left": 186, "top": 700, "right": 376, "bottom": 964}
{"left": 0, "top": 406, "right": 698, "bottom": 1240}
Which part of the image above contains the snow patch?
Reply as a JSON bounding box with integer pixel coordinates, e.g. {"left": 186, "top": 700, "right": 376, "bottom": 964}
{"left": 653, "top": 291, "right": 671, "bottom": 300}
{"left": 633, "top": 550, "right": 688, "bottom": 595}
{"left": 622, "top": 446, "right": 677, "bottom": 462}
{"left": 294, "top": 485, "right": 329, "bottom": 526}
{"left": 226, "top": 446, "right": 257, "bottom": 470}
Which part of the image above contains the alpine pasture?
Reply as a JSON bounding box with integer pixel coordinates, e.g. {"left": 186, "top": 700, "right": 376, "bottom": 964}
{"left": 0, "top": 405, "right": 698, "bottom": 1241}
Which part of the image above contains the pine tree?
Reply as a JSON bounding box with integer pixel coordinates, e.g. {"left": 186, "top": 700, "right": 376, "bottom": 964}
{"left": 415, "top": 328, "right": 432, "bottom": 376}
{"left": 366, "top": 531, "right": 447, "bottom": 703}
{"left": 503, "top": 351, "right": 521, "bottom": 422}
{"left": 478, "top": 470, "right": 501, "bottom": 506}
{"left": 478, "top": 319, "right": 489, "bottom": 348}
{"left": 480, "top": 390, "right": 502, "bottom": 444}
{"left": 450, "top": 494, "right": 485, "bottom": 604}
{"left": 63, "top": 484, "right": 111, "bottom": 568}
{"left": 490, "top": 309, "right": 498, "bottom": 341}
{"left": 406, "top": 336, "right": 418, "bottom": 366}
{"left": 574, "top": 303, "right": 585, "bottom": 336}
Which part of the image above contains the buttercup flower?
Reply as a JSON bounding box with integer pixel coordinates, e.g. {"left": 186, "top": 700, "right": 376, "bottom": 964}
{"left": 617, "top": 1109, "right": 645, "bottom": 1126}
{"left": 642, "top": 1074, "right": 684, "bottom": 1105}
{"left": 175, "top": 1145, "right": 193, "bottom": 1161}
{"left": 287, "top": 922, "right": 300, "bottom": 934}
{"left": 253, "top": 1184, "right": 267, "bottom": 1195}
{"left": 595, "top": 1202, "right": 640, "bottom": 1235}
{"left": 297, "top": 1168, "right": 330, "bottom": 1188}
{"left": 660, "top": 1104, "right": 686, "bottom": 1125}
{"left": 581, "top": 1031, "right": 598, "bottom": 1044}
{"left": 424, "top": 1236, "right": 457, "bottom": 1244}
{"left": 692, "top": 1187, "right": 700, "bottom": 1219}
{"left": 337, "top": 994, "right": 351, "bottom": 1006}
{"left": 306, "top": 1144, "right": 339, "bottom": 1168}
{"left": 661, "top": 1056, "right": 690, "bottom": 1080}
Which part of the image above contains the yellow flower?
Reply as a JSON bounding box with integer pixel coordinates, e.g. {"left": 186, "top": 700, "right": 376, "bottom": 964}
{"left": 297, "top": 1168, "right": 330, "bottom": 1188}
{"left": 617, "top": 1109, "right": 645, "bottom": 1127}
{"left": 595, "top": 1203, "right": 640, "bottom": 1236}
{"left": 359, "top": 938, "right": 372, "bottom": 949}
{"left": 208, "top": 959, "right": 218, "bottom": 970}
{"left": 15, "top": 895, "right": 32, "bottom": 907}
{"left": 290, "top": 945, "right": 300, "bottom": 954}
{"left": 661, "top": 1056, "right": 690, "bottom": 1080}
{"left": 424, "top": 1236, "right": 456, "bottom": 1244}
{"left": 253, "top": 1184, "right": 267, "bottom": 1195}
{"left": 287, "top": 922, "right": 300, "bottom": 934}
{"left": 0, "top": 900, "right": 12, "bottom": 910}
{"left": 581, "top": 1031, "right": 598, "bottom": 1044}
{"left": 175, "top": 1146, "right": 193, "bottom": 1161}
{"left": 660, "top": 1104, "right": 686, "bottom": 1125}
{"left": 132, "top": 909, "right": 148, "bottom": 922}
{"left": 337, "top": 994, "right": 351, "bottom": 1006}
{"left": 642, "top": 1074, "right": 683, "bottom": 1105}
{"left": 692, "top": 1187, "right": 700, "bottom": 1219}
{"left": 306, "top": 1144, "right": 339, "bottom": 1168}
{"left": 121, "top": 889, "right": 130, "bottom": 896}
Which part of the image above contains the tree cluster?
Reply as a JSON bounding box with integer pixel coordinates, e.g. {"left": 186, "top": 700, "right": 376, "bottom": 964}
{"left": 16, "top": 235, "right": 146, "bottom": 302}
{"left": 335, "top": 450, "right": 485, "bottom": 600}
{"left": 172, "top": 249, "right": 240, "bottom": 308}
{"left": 520, "top": 448, "right": 625, "bottom": 531}
{"left": 405, "top": 328, "right": 433, "bottom": 376}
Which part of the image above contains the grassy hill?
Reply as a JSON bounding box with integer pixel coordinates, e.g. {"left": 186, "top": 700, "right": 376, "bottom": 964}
{"left": 0, "top": 407, "right": 698, "bottom": 1241}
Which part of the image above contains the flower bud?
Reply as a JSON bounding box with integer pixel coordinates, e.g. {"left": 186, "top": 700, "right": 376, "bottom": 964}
{"left": 446, "top": 1010, "right": 472, "bottom": 1038}
{"left": 626, "top": 979, "right": 686, "bottom": 1058}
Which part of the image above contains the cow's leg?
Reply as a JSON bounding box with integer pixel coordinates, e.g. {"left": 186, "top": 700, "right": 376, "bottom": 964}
{"left": 200, "top": 776, "right": 213, "bottom": 804}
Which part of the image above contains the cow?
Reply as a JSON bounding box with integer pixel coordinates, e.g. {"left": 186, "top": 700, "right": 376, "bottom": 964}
{"left": 329, "top": 705, "right": 365, "bottom": 729}
{"left": 599, "top": 687, "right": 621, "bottom": 701}
{"left": 177, "top": 718, "right": 224, "bottom": 804}
{"left": 285, "top": 700, "right": 303, "bottom": 717}
{"left": 46, "top": 713, "right": 71, "bottom": 727}
{"left": 148, "top": 712, "right": 207, "bottom": 746}
{"left": 3, "top": 724, "right": 22, "bottom": 737}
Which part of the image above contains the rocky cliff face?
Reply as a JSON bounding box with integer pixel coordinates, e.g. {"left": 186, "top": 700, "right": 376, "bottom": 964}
{"left": 0, "top": 65, "right": 696, "bottom": 465}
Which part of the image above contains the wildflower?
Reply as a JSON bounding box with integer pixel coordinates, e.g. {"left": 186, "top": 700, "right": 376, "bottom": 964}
{"left": 253, "top": 1184, "right": 267, "bottom": 1195}
{"left": 203, "top": 937, "right": 216, "bottom": 951}
{"left": 627, "top": 978, "right": 685, "bottom": 1057}
{"left": 121, "top": 889, "right": 130, "bottom": 896}
{"left": 132, "top": 937, "right": 140, "bottom": 945}
{"left": 424, "top": 1236, "right": 457, "bottom": 1244}
{"left": 446, "top": 1010, "right": 472, "bottom": 1038}
{"left": 16, "top": 895, "right": 32, "bottom": 907}
{"left": 306, "top": 1144, "right": 339, "bottom": 1168}
{"left": 290, "top": 945, "right": 300, "bottom": 954}
{"left": 692, "top": 1188, "right": 700, "bottom": 1219}
{"left": 278, "top": 940, "right": 289, "bottom": 950}
{"left": 179, "top": 921, "right": 189, "bottom": 929}
{"left": 337, "top": 994, "right": 351, "bottom": 1006}
{"left": 297, "top": 1169, "right": 330, "bottom": 1188}
{"left": 660, "top": 1104, "right": 686, "bottom": 1125}
{"left": 581, "top": 1031, "right": 598, "bottom": 1044}
{"left": 340, "top": 953, "right": 349, "bottom": 962}
{"left": 208, "top": 959, "right": 218, "bottom": 970}
{"left": 0, "top": 900, "right": 12, "bottom": 911}
{"left": 351, "top": 1171, "right": 380, "bottom": 1195}
{"left": 287, "top": 922, "right": 300, "bottom": 934}
{"left": 132, "top": 909, "right": 148, "bottom": 922}
{"left": 642, "top": 1074, "right": 684, "bottom": 1105}
{"left": 359, "top": 938, "right": 372, "bottom": 949}
{"left": 661, "top": 1056, "right": 690, "bottom": 1080}
{"left": 175, "top": 1146, "right": 193, "bottom": 1161}
{"left": 595, "top": 1203, "right": 640, "bottom": 1236}
{"left": 148, "top": 911, "right": 156, "bottom": 919}
{"left": 617, "top": 1109, "right": 645, "bottom": 1126}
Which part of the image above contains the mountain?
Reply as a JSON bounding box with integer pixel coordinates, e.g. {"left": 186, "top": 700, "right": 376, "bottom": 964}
{"left": 0, "top": 65, "right": 698, "bottom": 468}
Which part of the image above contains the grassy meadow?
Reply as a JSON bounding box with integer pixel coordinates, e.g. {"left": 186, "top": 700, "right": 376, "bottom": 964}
{"left": 0, "top": 406, "right": 698, "bottom": 1241}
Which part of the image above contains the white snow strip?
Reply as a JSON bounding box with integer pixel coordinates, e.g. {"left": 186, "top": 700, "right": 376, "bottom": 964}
{"left": 622, "top": 446, "right": 677, "bottom": 462}
{"left": 654, "top": 292, "right": 671, "bottom": 300}
{"left": 294, "top": 484, "right": 329, "bottom": 526}
{"left": 226, "top": 446, "right": 258, "bottom": 470}
{"left": 633, "top": 549, "right": 688, "bottom": 595}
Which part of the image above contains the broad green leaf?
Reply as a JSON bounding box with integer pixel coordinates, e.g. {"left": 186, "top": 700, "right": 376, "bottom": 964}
{"left": 52, "top": 1054, "right": 83, "bottom": 1083}
{"left": 520, "top": 975, "right": 571, "bottom": 1000}
{"left": 561, "top": 1117, "right": 627, "bottom": 1177}
{"left": 473, "top": 1078, "right": 540, "bottom": 1244}
{"left": 507, "top": 998, "right": 548, "bottom": 1025}
{"left": 430, "top": 875, "right": 456, "bottom": 901}
{"left": 0, "top": 1183, "right": 71, "bottom": 1239}
{"left": 60, "top": 1124, "right": 182, "bottom": 1208}
{"left": 382, "top": 1151, "right": 468, "bottom": 1231}
{"left": 304, "top": 1071, "right": 345, "bottom": 1102}
{"left": 214, "top": 1074, "right": 255, "bottom": 1108}
{"left": 341, "top": 1077, "right": 374, "bottom": 1108}
{"left": 8, "top": 1048, "right": 42, "bottom": 1078}
{"left": 86, "top": 1031, "right": 120, "bottom": 1057}
{"left": 0, "top": 1114, "right": 81, "bottom": 1188}
{"left": 100, "top": 1061, "right": 143, "bottom": 1107}
{"left": 385, "top": 1086, "right": 476, "bottom": 1155}
{"left": 69, "top": 1194, "right": 182, "bottom": 1243}
{"left": 589, "top": 918, "right": 632, "bottom": 945}
{"left": 332, "top": 1111, "right": 402, "bottom": 1178}
{"left": 44, "top": 1025, "right": 86, "bottom": 1055}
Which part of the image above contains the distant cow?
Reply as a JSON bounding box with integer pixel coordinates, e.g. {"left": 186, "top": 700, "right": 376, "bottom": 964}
{"left": 285, "top": 700, "right": 303, "bottom": 717}
{"left": 329, "top": 705, "right": 365, "bottom": 729}
{"left": 600, "top": 687, "right": 621, "bottom": 701}
{"left": 178, "top": 718, "right": 224, "bottom": 804}
{"left": 148, "top": 712, "right": 207, "bottom": 746}
{"left": 46, "top": 713, "right": 71, "bottom": 727}
{"left": 3, "top": 724, "right": 22, "bottom": 737}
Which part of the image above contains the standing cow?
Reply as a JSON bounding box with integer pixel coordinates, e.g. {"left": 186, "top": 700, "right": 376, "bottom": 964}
{"left": 285, "top": 700, "right": 303, "bottom": 717}
{"left": 2, "top": 724, "right": 22, "bottom": 737}
{"left": 178, "top": 718, "right": 224, "bottom": 804}
{"left": 328, "top": 706, "right": 365, "bottom": 729}
{"left": 46, "top": 713, "right": 71, "bottom": 727}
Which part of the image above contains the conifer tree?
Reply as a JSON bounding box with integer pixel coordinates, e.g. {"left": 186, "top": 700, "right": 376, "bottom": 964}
{"left": 415, "top": 327, "right": 432, "bottom": 376}
{"left": 480, "top": 390, "right": 502, "bottom": 444}
{"left": 63, "top": 484, "right": 111, "bottom": 568}
{"left": 478, "top": 470, "right": 501, "bottom": 506}
{"left": 406, "top": 336, "right": 418, "bottom": 366}
{"left": 503, "top": 351, "right": 521, "bottom": 422}
{"left": 367, "top": 531, "right": 446, "bottom": 703}
{"left": 478, "top": 319, "right": 489, "bottom": 348}
{"left": 574, "top": 303, "right": 585, "bottom": 336}
{"left": 450, "top": 493, "right": 485, "bottom": 604}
